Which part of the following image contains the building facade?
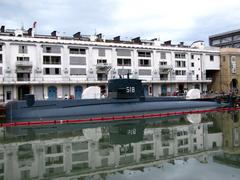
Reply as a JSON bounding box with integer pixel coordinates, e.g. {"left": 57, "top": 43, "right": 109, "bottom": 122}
{"left": 209, "top": 29, "right": 240, "bottom": 48}
{"left": 210, "top": 48, "right": 240, "bottom": 93}
{"left": 0, "top": 26, "right": 220, "bottom": 102}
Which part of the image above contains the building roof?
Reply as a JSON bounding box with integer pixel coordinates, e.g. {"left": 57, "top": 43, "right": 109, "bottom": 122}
{"left": 209, "top": 29, "right": 240, "bottom": 39}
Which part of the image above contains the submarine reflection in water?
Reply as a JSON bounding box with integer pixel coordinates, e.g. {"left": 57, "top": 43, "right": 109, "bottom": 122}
{"left": 0, "top": 111, "right": 240, "bottom": 180}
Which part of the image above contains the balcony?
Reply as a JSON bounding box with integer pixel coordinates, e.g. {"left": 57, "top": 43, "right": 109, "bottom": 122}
{"left": 96, "top": 63, "right": 112, "bottom": 72}
{"left": 17, "top": 77, "right": 30, "bottom": 81}
{"left": 159, "top": 64, "right": 172, "bottom": 70}
{"left": 159, "top": 64, "right": 172, "bottom": 74}
{"left": 16, "top": 61, "right": 33, "bottom": 67}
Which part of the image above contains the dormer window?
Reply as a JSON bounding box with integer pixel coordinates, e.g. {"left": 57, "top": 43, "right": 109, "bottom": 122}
{"left": 19, "top": 45, "right": 27, "bottom": 54}
{"left": 46, "top": 47, "right": 51, "bottom": 53}
{"left": 210, "top": 55, "right": 214, "bottom": 61}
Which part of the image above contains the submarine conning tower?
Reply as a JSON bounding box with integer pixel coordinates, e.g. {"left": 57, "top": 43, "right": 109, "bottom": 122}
{"left": 108, "top": 79, "right": 144, "bottom": 99}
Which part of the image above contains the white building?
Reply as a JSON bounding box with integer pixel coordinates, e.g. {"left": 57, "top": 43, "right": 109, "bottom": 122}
{"left": 0, "top": 25, "right": 220, "bottom": 102}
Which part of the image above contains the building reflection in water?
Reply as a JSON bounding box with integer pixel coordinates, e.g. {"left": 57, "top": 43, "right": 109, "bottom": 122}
{"left": 0, "top": 111, "right": 239, "bottom": 180}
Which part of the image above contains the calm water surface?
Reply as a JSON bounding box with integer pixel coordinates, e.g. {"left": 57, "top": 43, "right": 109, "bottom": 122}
{"left": 0, "top": 110, "right": 240, "bottom": 180}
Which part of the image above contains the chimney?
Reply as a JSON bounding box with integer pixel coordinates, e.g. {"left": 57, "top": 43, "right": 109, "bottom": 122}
{"left": 73, "top": 32, "right": 81, "bottom": 39}
{"left": 179, "top": 42, "right": 184, "bottom": 47}
{"left": 113, "top": 36, "right": 120, "bottom": 42}
{"left": 27, "top": 28, "right": 32, "bottom": 36}
{"left": 1, "top": 25, "right": 5, "bottom": 32}
{"left": 132, "top": 37, "right": 141, "bottom": 43}
{"left": 96, "top": 33, "right": 102, "bottom": 39}
{"left": 51, "top": 30, "right": 57, "bottom": 37}
{"left": 164, "top": 40, "right": 171, "bottom": 45}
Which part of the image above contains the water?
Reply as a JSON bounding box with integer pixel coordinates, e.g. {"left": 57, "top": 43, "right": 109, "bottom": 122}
{"left": 0, "top": 110, "right": 240, "bottom": 180}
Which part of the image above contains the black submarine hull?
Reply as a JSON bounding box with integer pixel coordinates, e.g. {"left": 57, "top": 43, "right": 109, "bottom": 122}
{"left": 5, "top": 97, "right": 222, "bottom": 122}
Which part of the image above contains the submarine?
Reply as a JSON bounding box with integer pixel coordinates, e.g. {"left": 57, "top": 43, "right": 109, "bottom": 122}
{"left": 5, "top": 78, "right": 227, "bottom": 122}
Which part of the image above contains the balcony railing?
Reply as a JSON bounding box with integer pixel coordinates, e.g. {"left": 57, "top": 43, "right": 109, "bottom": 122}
{"left": 17, "top": 77, "right": 30, "bottom": 81}
{"left": 0, "top": 76, "right": 212, "bottom": 84}
{"left": 159, "top": 64, "right": 172, "bottom": 69}
{"left": 96, "top": 63, "right": 112, "bottom": 72}
{"left": 16, "top": 61, "right": 33, "bottom": 67}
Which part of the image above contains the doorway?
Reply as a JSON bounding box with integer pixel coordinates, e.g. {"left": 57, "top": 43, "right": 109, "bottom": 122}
{"left": 178, "top": 84, "right": 184, "bottom": 93}
{"left": 231, "top": 79, "right": 238, "bottom": 91}
{"left": 18, "top": 85, "right": 31, "bottom": 100}
{"left": 74, "top": 86, "right": 83, "bottom": 99}
{"left": 161, "top": 84, "right": 167, "bottom": 96}
{"left": 48, "top": 86, "right": 57, "bottom": 100}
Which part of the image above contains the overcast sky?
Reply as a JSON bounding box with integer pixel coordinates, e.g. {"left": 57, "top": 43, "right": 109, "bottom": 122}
{"left": 1, "top": 0, "right": 240, "bottom": 44}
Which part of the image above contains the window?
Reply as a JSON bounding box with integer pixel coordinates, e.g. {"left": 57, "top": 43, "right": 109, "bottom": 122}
{"left": 118, "top": 69, "right": 131, "bottom": 75}
{"left": 175, "top": 61, "right": 186, "bottom": 67}
{"left": 191, "top": 62, "right": 194, "bottom": 67}
{"left": 160, "top": 61, "right": 167, "bottom": 65}
{"left": 69, "top": 48, "right": 86, "bottom": 54}
{"left": 55, "top": 68, "right": 60, "bottom": 75}
{"left": 138, "top": 51, "right": 151, "bottom": 57}
{"left": 139, "top": 69, "right": 151, "bottom": 75}
{"left": 160, "top": 52, "right": 166, "bottom": 59}
{"left": 97, "top": 59, "right": 107, "bottom": 64}
{"left": 69, "top": 56, "right": 86, "bottom": 65}
{"left": 17, "top": 57, "right": 29, "bottom": 61}
{"left": 46, "top": 47, "right": 51, "bottom": 53}
{"left": 117, "top": 49, "right": 131, "bottom": 56}
{"left": 139, "top": 59, "right": 151, "bottom": 66}
{"left": 191, "top": 54, "right": 194, "bottom": 59}
{"left": 210, "top": 55, "right": 214, "bottom": 61}
{"left": 45, "top": 68, "right": 50, "bottom": 74}
{"left": 44, "top": 68, "right": 61, "bottom": 75}
{"left": 192, "top": 70, "right": 195, "bottom": 75}
{"left": 70, "top": 68, "right": 86, "bottom": 75}
{"left": 19, "top": 45, "right": 27, "bottom": 54}
{"left": 43, "top": 46, "right": 61, "bottom": 53}
{"left": 211, "top": 39, "right": 220, "bottom": 45}
{"left": 222, "top": 56, "right": 226, "bottom": 62}
{"left": 46, "top": 145, "right": 63, "bottom": 154}
{"left": 6, "top": 91, "right": 11, "bottom": 100}
{"left": 175, "top": 53, "right": 186, "bottom": 59}
{"left": 221, "top": 37, "right": 232, "bottom": 43}
{"left": 0, "top": 45, "right": 2, "bottom": 51}
{"left": 0, "top": 67, "right": 2, "bottom": 74}
{"left": 175, "top": 70, "right": 186, "bottom": 75}
{"left": 52, "top": 56, "right": 61, "bottom": 64}
{"left": 98, "top": 49, "right": 105, "bottom": 57}
{"left": 117, "top": 58, "right": 131, "bottom": 66}
{"left": 46, "top": 156, "right": 63, "bottom": 166}
{"left": 141, "top": 143, "right": 153, "bottom": 151}
{"left": 43, "top": 56, "right": 61, "bottom": 64}
{"left": 0, "top": 54, "right": 2, "bottom": 63}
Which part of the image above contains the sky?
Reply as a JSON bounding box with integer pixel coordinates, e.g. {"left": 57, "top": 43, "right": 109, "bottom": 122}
{"left": 1, "top": 0, "right": 240, "bottom": 44}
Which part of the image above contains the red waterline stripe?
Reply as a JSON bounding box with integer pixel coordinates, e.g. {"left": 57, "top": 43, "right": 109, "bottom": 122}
{"left": 1, "top": 107, "right": 240, "bottom": 127}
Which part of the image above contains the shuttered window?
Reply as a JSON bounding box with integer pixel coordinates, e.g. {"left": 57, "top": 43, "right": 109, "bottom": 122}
{"left": 70, "top": 68, "right": 86, "bottom": 75}
{"left": 69, "top": 56, "right": 86, "bottom": 65}
{"left": 139, "top": 69, "right": 151, "bottom": 75}
{"left": 43, "top": 46, "right": 61, "bottom": 53}
{"left": 117, "top": 49, "right": 131, "bottom": 56}
{"left": 98, "top": 49, "right": 105, "bottom": 57}
{"left": 117, "top": 69, "right": 131, "bottom": 75}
